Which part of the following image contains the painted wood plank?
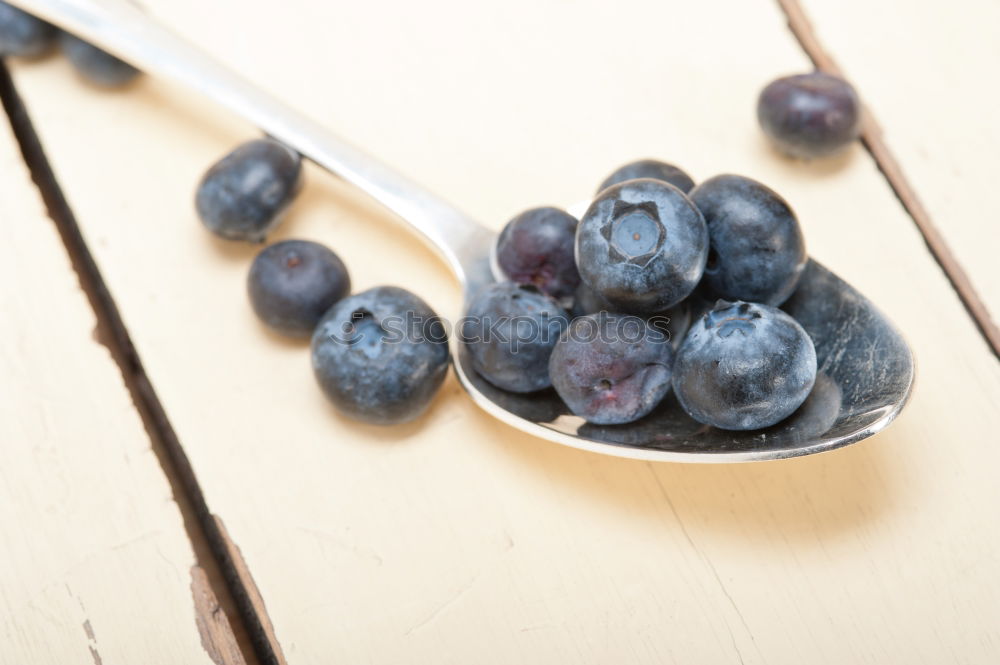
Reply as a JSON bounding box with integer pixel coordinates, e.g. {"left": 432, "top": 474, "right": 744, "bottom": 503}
{"left": 793, "top": 0, "right": 1000, "bottom": 340}
{"left": 8, "top": 0, "right": 1000, "bottom": 662}
{"left": 0, "top": 75, "right": 227, "bottom": 664}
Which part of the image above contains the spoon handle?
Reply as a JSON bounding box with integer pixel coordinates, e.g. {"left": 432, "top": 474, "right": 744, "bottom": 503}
{"left": 9, "top": 0, "right": 489, "bottom": 280}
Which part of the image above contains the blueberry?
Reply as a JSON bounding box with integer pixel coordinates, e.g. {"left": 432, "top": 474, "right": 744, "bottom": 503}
{"left": 0, "top": 1, "right": 56, "bottom": 57}
{"left": 247, "top": 240, "right": 350, "bottom": 338}
{"left": 690, "top": 174, "right": 807, "bottom": 306}
{"left": 311, "top": 286, "right": 449, "bottom": 425}
{"left": 549, "top": 312, "right": 674, "bottom": 425}
{"left": 58, "top": 32, "right": 140, "bottom": 88}
{"left": 494, "top": 207, "right": 580, "bottom": 300}
{"left": 758, "top": 72, "right": 861, "bottom": 159}
{"left": 672, "top": 301, "right": 817, "bottom": 430}
{"left": 196, "top": 138, "right": 303, "bottom": 243}
{"left": 460, "top": 282, "right": 569, "bottom": 393}
{"left": 597, "top": 159, "right": 695, "bottom": 194}
{"left": 576, "top": 178, "right": 708, "bottom": 313}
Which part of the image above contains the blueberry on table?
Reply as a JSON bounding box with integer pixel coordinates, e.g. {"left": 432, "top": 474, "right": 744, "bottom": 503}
{"left": 247, "top": 240, "right": 350, "bottom": 338}
{"left": 461, "top": 282, "right": 569, "bottom": 393}
{"left": 311, "top": 286, "right": 449, "bottom": 425}
{"left": 597, "top": 159, "right": 695, "bottom": 194}
{"left": 0, "top": 1, "right": 56, "bottom": 58}
{"left": 549, "top": 312, "right": 674, "bottom": 425}
{"left": 58, "top": 32, "right": 140, "bottom": 88}
{"left": 196, "top": 138, "right": 303, "bottom": 243}
{"left": 494, "top": 207, "right": 580, "bottom": 300}
{"left": 672, "top": 301, "right": 817, "bottom": 431}
{"left": 690, "top": 174, "right": 807, "bottom": 306}
{"left": 757, "top": 72, "right": 861, "bottom": 159}
{"left": 576, "top": 178, "right": 708, "bottom": 313}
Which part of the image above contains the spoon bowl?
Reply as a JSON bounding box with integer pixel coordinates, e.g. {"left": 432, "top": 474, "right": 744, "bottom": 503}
{"left": 460, "top": 257, "right": 913, "bottom": 461}
{"left": 11, "top": 0, "right": 915, "bottom": 461}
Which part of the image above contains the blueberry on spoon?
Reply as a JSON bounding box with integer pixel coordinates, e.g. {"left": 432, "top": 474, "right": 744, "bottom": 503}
{"left": 549, "top": 312, "right": 674, "bottom": 425}
{"left": 494, "top": 207, "right": 580, "bottom": 300}
{"left": 690, "top": 174, "right": 806, "bottom": 306}
{"left": 597, "top": 158, "right": 695, "bottom": 194}
{"left": 461, "top": 282, "right": 569, "bottom": 393}
{"left": 576, "top": 178, "right": 708, "bottom": 313}
{"left": 672, "top": 301, "right": 817, "bottom": 431}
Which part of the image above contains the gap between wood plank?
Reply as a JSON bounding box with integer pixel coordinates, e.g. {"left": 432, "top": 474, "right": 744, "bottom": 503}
{"left": 775, "top": 0, "right": 1000, "bottom": 360}
{"left": 0, "top": 60, "right": 284, "bottom": 665}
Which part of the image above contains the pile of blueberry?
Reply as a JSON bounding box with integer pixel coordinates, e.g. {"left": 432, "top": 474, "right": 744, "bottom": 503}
{"left": 0, "top": 1, "right": 140, "bottom": 87}
{"left": 197, "top": 133, "right": 820, "bottom": 432}
{"left": 190, "top": 68, "right": 860, "bottom": 432}
{"left": 190, "top": 70, "right": 854, "bottom": 432}
{"left": 464, "top": 159, "right": 819, "bottom": 431}
{"left": 3, "top": 0, "right": 856, "bottom": 434}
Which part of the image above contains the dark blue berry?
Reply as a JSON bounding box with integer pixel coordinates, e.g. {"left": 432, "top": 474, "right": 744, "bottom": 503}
{"left": 311, "top": 286, "right": 449, "bottom": 425}
{"left": 59, "top": 32, "right": 140, "bottom": 88}
{"left": 758, "top": 72, "right": 861, "bottom": 159}
{"left": 576, "top": 178, "right": 708, "bottom": 313}
{"left": 0, "top": 1, "right": 56, "bottom": 57}
{"left": 495, "top": 207, "right": 580, "bottom": 299}
{"left": 597, "top": 159, "right": 695, "bottom": 194}
{"left": 672, "top": 301, "right": 817, "bottom": 430}
{"left": 196, "top": 138, "right": 303, "bottom": 242}
{"left": 460, "top": 282, "right": 569, "bottom": 393}
{"left": 690, "top": 174, "right": 807, "bottom": 306}
{"left": 247, "top": 240, "right": 350, "bottom": 338}
{"left": 549, "top": 312, "right": 674, "bottom": 425}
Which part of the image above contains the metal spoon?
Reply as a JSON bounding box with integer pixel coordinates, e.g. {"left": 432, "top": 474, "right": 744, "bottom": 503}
{"left": 11, "top": 0, "right": 914, "bottom": 462}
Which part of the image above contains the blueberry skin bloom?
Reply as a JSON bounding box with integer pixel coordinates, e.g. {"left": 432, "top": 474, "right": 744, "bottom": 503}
{"left": 597, "top": 159, "right": 695, "bottom": 194}
{"left": 461, "top": 282, "right": 569, "bottom": 393}
{"left": 0, "top": 2, "right": 56, "bottom": 57}
{"left": 196, "top": 138, "right": 303, "bottom": 243}
{"left": 495, "top": 207, "right": 580, "bottom": 300}
{"left": 690, "top": 174, "right": 807, "bottom": 306}
{"left": 59, "top": 32, "right": 140, "bottom": 87}
{"left": 247, "top": 240, "right": 351, "bottom": 338}
{"left": 758, "top": 72, "right": 861, "bottom": 159}
{"left": 673, "top": 301, "right": 817, "bottom": 431}
{"left": 549, "top": 312, "right": 674, "bottom": 425}
{"left": 311, "top": 286, "right": 449, "bottom": 425}
{"left": 576, "top": 178, "right": 708, "bottom": 313}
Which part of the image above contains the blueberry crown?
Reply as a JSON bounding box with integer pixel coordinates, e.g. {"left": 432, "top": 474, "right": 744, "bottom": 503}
{"left": 703, "top": 301, "right": 762, "bottom": 338}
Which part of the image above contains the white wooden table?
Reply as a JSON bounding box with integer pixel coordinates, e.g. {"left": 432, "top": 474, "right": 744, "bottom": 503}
{"left": 2, "top": 0, "right": 998, "bottom": 663}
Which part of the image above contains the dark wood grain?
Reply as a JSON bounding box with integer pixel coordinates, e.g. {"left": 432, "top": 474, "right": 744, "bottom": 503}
{"left": 0, "top": 60, "right": 268, "bottom": 665}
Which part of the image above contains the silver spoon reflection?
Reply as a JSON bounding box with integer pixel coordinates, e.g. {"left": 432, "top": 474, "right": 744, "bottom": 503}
{"left": 11, "top": 0, "right": 914, "bottom": 461}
